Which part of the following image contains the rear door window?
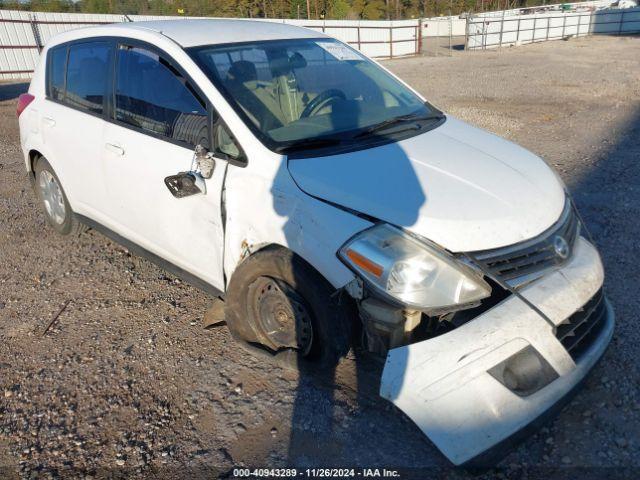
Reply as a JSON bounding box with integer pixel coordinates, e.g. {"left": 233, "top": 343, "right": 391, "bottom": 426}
{"left": 114, "top": 45, "right": 208, "bottom": 147}
{"left": 65, "top": 41, "right": 111, "bottom": 115}
{"left": 47, "top": 46, "right": 67, "bottom": 101}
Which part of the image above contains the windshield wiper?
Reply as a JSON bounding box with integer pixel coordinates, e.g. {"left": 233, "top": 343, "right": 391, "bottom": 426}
{"left": 353, "top": 113, "right": 444, "bottom": 139}
{"left": 274, "top": 136, "right": 343, "bottom": 154}
{"left": 274, "top": 112, "right": 444, "bottom": 154}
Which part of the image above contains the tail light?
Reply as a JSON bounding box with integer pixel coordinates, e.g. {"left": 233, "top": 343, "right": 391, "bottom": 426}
{"left": 17, "top": 93, "right": 35, "bottom": 117}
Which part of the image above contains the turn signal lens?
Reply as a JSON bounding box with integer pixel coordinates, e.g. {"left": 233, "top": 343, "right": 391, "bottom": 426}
{"left": 346, "top": 249, "right": 384, "bottom": 278}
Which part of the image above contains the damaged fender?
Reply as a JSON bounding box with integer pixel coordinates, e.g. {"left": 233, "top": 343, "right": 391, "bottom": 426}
{"left": 380, "top": 237, "right": 614, "bottom": 465}
{"left": 222, "top": 148, "right": 372, "bottom": 290}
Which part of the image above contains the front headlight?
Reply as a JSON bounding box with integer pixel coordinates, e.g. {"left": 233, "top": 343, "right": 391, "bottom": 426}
{"left": 338, "top": 224, "right": 491, "bottom": 311}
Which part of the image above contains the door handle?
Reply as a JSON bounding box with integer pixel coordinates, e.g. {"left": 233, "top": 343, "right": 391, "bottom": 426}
{"left": 42, "top": 117, "right": 56, "bottom": 127}
{"left": 105, "top": 143, "right": 125, "bottom": 156}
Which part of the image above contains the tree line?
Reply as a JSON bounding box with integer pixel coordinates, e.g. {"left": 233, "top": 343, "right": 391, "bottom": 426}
{"left": 0, "top": 0, "right": 565, "bottom": 20}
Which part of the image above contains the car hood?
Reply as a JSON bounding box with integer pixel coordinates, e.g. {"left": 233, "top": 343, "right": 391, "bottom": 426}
{"left": 287, "top": 116, "right": 566, "bottom": 252}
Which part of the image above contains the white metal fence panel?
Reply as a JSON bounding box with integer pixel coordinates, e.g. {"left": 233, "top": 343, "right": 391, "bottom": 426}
{"left": 422, "top": 17, "right": 467, "bottom": 37}
{"left": 467, "top": 6, "right": 640, "bottom": 49}
{"left": 0, "top": 10, "right": 420, "bottom": 79}
{"left": 289, "top": 19, "right": 420, "bottom": 58}
{"left": 473, "top": 0, "right": 615, "bottom": 18}
{"left": 388, "top": 20, "right": 420, "bottom": 57}
{"left": 35, "top": 12, "right": 122, "bottom": 45}
{"left": 0, "top": 10, "right": 38, "bottom": 80}
{"left": 419, "top": 1, "right": 616, "bottom": 40}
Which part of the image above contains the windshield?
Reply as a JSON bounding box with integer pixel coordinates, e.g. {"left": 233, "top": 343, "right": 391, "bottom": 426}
{"left": 189, "top": 38, "right": 442, "bottom": 155}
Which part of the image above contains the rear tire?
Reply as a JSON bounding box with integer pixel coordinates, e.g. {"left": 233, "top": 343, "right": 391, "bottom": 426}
{"left": 224, "top": 246, "right": 354, "bottom": 369}
{"left": 34, "top": 157, "right": 84, "bottom": 236}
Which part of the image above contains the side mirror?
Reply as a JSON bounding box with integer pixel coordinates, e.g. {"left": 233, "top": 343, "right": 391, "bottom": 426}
{"left": 164, "top": 172, "right": 206, "bottom": 198}
{"left": 195, "top": 144, "right": 215, "bottom": 179}
{"left": 164, "top": 144, "right": 216, "bottom": 199}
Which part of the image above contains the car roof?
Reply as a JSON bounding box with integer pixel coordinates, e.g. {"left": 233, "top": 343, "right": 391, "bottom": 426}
{"left": 99, "top": 19, "right": 327, "bottom": 48}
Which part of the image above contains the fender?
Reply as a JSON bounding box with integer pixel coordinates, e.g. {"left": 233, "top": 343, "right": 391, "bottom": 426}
{"left": 222, "top": 150, "right": 372, "bottom": 291}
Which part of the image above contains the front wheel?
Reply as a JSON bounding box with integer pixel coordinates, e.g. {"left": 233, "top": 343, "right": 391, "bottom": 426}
{"left": 34, "top": 157, "right": 83, "bottom": 236}
{"left": 224, "top": 246, "right": 353, "bottom": 368}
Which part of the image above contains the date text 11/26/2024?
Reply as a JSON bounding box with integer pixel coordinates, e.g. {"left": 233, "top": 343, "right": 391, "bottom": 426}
{"left": 232, "top": 468, "right": 401, "bottom": 478}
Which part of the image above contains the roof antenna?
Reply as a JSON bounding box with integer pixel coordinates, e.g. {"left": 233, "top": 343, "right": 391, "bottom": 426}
{"left": 123, "top": 14, "right": 133, "bottom": 22}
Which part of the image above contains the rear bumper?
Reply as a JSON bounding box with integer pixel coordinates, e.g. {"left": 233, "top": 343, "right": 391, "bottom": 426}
{"left": 380, "top": 237, "right": 613, "bottom": 465}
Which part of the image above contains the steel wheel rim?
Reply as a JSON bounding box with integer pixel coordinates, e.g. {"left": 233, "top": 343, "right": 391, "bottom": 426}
{"left": 250, "top": 277, "right": 314, "bottom": 356}
{"left": 39, "top": 170, "right": 66, "bottom": 225}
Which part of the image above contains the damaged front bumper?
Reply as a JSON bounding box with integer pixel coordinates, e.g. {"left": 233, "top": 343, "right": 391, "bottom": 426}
{"left": 380, "top": 237, "right": 614, "bottom": 466}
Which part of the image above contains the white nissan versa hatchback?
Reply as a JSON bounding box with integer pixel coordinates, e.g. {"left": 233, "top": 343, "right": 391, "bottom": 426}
{"left": 18, "top": 19, "right": 613, "bottom": 466}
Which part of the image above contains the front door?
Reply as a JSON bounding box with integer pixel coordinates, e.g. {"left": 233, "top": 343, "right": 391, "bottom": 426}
{"left": 100, "top": 43, "right": 230, "bottom": 292}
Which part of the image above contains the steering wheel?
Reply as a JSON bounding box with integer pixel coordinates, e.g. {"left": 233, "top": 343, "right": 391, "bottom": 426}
{"left": 300, "top": 89, "right": 346, "bottom": 118}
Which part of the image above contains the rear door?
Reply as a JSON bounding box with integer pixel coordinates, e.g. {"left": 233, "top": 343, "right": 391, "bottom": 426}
{"left": 41, "top": 40, "right": 113, "bottom": 212}
{"left": 100, "top": 42, "right": 242, "bottom": 292}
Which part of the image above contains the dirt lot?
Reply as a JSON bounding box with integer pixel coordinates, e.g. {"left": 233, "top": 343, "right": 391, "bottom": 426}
{"left": 1, "top": 35, "right": 639, "bottom": 478}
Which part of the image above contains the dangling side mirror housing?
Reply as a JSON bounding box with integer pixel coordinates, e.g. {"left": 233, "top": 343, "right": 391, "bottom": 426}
{"left": 195, "top": 144, "right": 215, "bottom": 179}
{"left": 164, "top": 172, "right": 206, "bottom": 198}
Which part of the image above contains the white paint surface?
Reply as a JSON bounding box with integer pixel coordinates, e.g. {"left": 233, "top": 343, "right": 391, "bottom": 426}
{"left": 380, "top": 238, "right": 612, "bottom": 465}
{"left": 288, "top": 116, "right": 566, "bottom": 252}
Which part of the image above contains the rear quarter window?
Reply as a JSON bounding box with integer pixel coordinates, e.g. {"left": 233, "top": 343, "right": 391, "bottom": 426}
{"left": 47, "top": 46, "right": 67, "bottom": 101}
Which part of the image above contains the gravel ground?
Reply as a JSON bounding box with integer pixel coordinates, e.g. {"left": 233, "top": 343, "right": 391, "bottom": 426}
{"left": 419, "top": 35, "right": 466, "bottom": 56}
{"left": 1, "top": 35, "right": 639, "bottom": 479}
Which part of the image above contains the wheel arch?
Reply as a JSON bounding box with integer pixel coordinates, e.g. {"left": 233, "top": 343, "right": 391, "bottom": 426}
{"left": 28, "top": 149, "right": 43, "bottom": 176}
{"left": 223, "top": 241, "right": 357, "bottom": 365}
{"left": 222, "top": 208, "right": 367, "bottom": 295}
{"left": 228, "top": 240, "right": 360, "bottom": 322}
{"left": 27, "top": 148, "right": 78, "bottom": 209}
{"left": 229, "top": 241, "right": 332, "bottom": 288}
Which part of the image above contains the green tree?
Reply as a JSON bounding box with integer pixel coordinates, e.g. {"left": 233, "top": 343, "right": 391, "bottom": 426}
{"left": 79, "top": 0, "right": 111, "bottom": 14}
{"left": 362, "top": 0, "right": 385, "bottom": 19}
{"left": 329, "top": 0, "right": 349, "bottom": 18}
{"left": 349, "top": 0, "right": 365, "bottom": 18}
{"left": 4, "top": 0, "right": 574, "bottom": 20}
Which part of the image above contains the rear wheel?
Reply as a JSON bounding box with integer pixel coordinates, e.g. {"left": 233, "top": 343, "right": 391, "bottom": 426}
{"left": 34, "top": 157, "right": 83, "bottom": 236}
{"left": 225, "top": 246, "right": 353, "bottom": 368}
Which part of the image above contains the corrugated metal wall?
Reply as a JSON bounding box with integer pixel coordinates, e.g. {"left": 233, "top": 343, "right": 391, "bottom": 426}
{"left": 0, "top": 10, "right": 42, "bottom": 79}
{"left": 0, "top": 10, "right": 420, "bottom": 79}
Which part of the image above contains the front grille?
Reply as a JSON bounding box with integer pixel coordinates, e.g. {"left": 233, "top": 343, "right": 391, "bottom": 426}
{"left": 555, "top": 288, "right": 607, "bottom": 361}
{"left": 471, "top": 201, "right": 579, "bottom": 287}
